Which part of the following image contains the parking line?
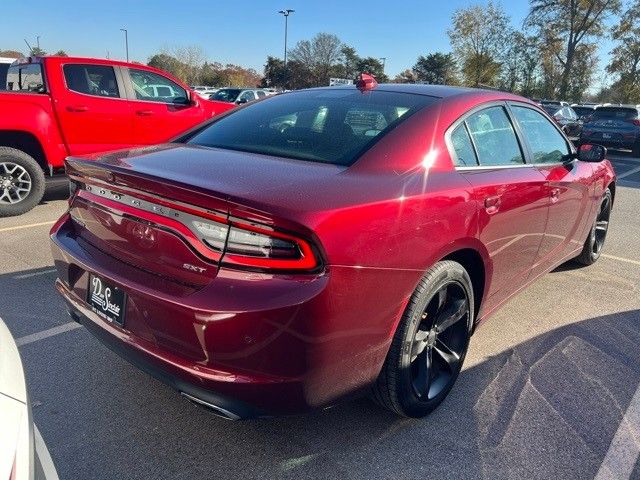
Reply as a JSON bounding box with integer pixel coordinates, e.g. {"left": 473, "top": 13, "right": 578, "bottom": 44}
{"left": 594, "top": 383, "right": 640, "bottom": 480}
{"left": 602, "top": 254, "right": 640, "bottom": 267}
{"left": 34, "top": 425, "right": 60, "bottom": 480}
{"left": 0, "top": 221, "right": 56, "bottom": 233}
{"left": 16, "top": 322, "right": 82, "bottom": 347}
{"left": 617, "top": 165, "right": 640, "bottom": 180}
{"left": 14, "top": 268, "right": 57, "bottom": 279}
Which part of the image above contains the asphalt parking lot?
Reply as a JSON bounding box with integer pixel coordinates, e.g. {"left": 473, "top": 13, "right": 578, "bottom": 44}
{"left": 1, "top": 154, "right": 640, "bottom": 480}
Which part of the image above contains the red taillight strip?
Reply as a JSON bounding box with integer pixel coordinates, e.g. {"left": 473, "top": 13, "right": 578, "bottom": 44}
{"left": 76, "top": 190, "right": 223, "bottom": 262}
{"left": 223, "top": 219, "right": 319, "bottom": 270}
{"left": 74, "top": 184, "right": 320, "bottom": 272}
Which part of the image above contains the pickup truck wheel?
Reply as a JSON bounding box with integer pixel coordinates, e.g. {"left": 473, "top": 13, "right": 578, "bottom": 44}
{"left": 0, "top": 147, "right": 46, "bottom": 217}
{"left": 370, "top": 260, "right": 473, "bottom": 417}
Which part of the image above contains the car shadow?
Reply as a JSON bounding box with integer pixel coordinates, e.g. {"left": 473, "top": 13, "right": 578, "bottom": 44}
{"left": 9, "top": 275, "right": 635, "bottom": 480}
{"left": 42, "top": 179, "right": 69, "bottom": 203}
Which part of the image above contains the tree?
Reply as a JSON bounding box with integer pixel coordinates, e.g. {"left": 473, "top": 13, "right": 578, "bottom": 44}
{"left": 53, "top": 50, "right": 68, "bottom": 57}
{"left": 355, "top": 57, "right": 388, "bottom": 82}
{"left": 526, "top": 0, "right": 621, "bottom": 99}
{"left": 393, "top": 69, "right": 418, "bottom": 83}
{"left": 29, "top": 47, "right": 46, "bottom": 56}
{"left": 148, "top": 53, "right": 186, "bottom": 80}
{"left": 338, "top": 45, "right": 360, "bottom": 79}
{"left": 448, "top": 1, "right": 511, "bottom": 87}
{"left": 462, "top": 52, "right": 502, "bottom": 88}
{"left": 0, "top": 50, "right": 24, "bottom": 59}
{"left": 412, "top": 53, "right": 457, "bottom": 85}
{"left": 260, "top": 56, "right": 287, "bottom": 88}
{"left": 289, "top": 33, "right": 343, "bottom": 86}
{"left": 606, "top": 0, "right": 640, "bottom": 103}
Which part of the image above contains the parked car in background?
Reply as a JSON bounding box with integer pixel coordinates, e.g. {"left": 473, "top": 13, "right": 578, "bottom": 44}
{"left": 541, "top": 103, "right": 582, "bottom": 137}
{"left": 579, "top": 105, "right": 640, "bottom": 156}
{"left": 191, "top": 86, "right": 218, "bottom": 99}
{"left": 0, "top": 56, "right": 235, "bottom": 217}
{"left": 0, "top": 57, "right": 15, "bottom": 89}
{"left": 51, "top": 81, "right": 615, "bottom": 420}
{"left": 571, "top": 104, "right": 598, "bottom": 122}
{"left": 209, "top": 88, "right": 267, "bottom": 104}
{"left": 0, "top": 318, "right": 59, "bottom": 479}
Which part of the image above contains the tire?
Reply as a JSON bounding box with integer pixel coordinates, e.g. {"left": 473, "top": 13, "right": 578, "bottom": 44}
{"left": 0, "top": 147, "right": 46, "bottom": 217}
{"left": 370, "top": 260, "right": 474, "bottom": 417}
{"left": 575, "top": 188, "right": 612, "bottom": 266}
{"left": 632, "top": 142, "right": 640, "bottom": 158}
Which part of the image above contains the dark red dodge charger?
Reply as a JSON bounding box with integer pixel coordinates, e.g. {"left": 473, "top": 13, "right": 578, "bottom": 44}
{"left": 51, "top": 80, "right": 615, "bottom": 419}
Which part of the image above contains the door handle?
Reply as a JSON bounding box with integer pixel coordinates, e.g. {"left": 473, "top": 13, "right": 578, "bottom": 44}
{"left": 484, "top": 195, "right": 501, "bottom": 214}
{"left": 136, "top": 110, "right": 154, "bottom": 116}
{"left": 66, "top": 105, "right": 89, "bottom": 112}
{"left": 550, "top": 188, "right": 560, "bottom": 203}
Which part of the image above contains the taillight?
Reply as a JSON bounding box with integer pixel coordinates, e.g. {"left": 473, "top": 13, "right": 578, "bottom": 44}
{"left": 631, "top": 119, "right": 640, "bottom": 127}
{"left": 75, "top": 182, "right": 320, "bottom": 272}
{"left": 222, "top": 219, "right": 319, "bottom": 271}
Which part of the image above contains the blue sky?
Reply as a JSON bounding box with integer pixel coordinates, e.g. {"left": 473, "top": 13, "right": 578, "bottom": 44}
{"left": 0, "top": 0, "right": 614, "bottom": 86}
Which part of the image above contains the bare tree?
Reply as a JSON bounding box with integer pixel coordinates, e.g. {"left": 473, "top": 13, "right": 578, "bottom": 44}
{"left": 289, "top": 33, "right": 343, "bottom": 86}
{"left": 526, "top": 0, "right": 621, "bottom": 99}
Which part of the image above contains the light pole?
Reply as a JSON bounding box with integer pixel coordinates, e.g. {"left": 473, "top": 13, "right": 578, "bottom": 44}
{"left": 380, "top": 57, "right": 386, "bottom": 74}
{"left": 36, "top": 36, "right": 40, "bottom": 50}
{"left": 120, "top": 28, "right": 129, "bottom": 62}
{"left": 278, "top": 9, "right": 294, "bottom": 65}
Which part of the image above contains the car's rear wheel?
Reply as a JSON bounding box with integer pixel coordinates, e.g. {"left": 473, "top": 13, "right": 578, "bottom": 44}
{"left": 633, "top": 142, "right": 640, "bottom": 158}
{"left": 575, "top": 188, "right": 612, "bottom": 266}
{"left": 370, "top": 260, "right": 474, "bottom": 417}
{"left": 0, "top": 147, "right": 45, "bottom": 217}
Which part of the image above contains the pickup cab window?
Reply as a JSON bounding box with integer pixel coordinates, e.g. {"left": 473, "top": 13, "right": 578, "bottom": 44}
{"left": 6, "top": 64, "right": 45, "bottom": 92}
{"left": 63, "top": 64, "right": 120, "bottom": 98}
{"left": 129, "top": 69, "right": 187, "bottom": 104}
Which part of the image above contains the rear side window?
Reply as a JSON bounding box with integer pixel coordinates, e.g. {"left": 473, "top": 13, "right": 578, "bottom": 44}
{"left": 129, "top": 69, "right": 187, "bottom": 104}
{"left": 465, "top": 106, "right": 524, "bottom": 166}
{"left": 450, "top": 124, "right": 477, "bottom": 167}
{"left": 593, "top": 108, "right": 638, "bottom": 120}
{"left": 187, "top": 89, "right": 436, "bottom": 166}
{"left": 0, "top": 64, "right": 9, "bottom": 89}
{"left": 511, "top": 106, "right": 570, "bottom": 164}
{"left": 6, "top": 64, "right": 45, "bottom": 92}
{"left": 63, "top": 64, "right": 120, "bottom": 98}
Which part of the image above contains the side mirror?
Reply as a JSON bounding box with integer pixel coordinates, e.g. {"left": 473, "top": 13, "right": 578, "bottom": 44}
{"left": 578, "top": 143, "right": 606, "bottom": 162}
{"left": 237, "top": 98, "right": 248, "bottom": 105}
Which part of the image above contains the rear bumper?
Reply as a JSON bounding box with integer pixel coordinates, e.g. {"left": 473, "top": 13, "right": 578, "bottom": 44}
{"left": 579, "top": 133, "right": 638, "bottom": 150}
{"left": 50, "top": 213, "right": 411, "bottom": 416}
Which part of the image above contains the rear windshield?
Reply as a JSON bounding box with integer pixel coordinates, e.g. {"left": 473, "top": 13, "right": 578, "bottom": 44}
{"left": 593, "top": 107, "right": 638, "bottom": 119}
{"left": 187, "top": 89, "right": 436, "bottom": 165}
{"left": 212, "top": 89, "right": 241, "bottom": 102}
{"left": 542, "top": 105, "right": 559, "bottom": 115}
{"left": 572, "top": 106, "right": 594, "bottom": 117}
{"left": 5, "top": 63, "right": 45, "bottom": 92}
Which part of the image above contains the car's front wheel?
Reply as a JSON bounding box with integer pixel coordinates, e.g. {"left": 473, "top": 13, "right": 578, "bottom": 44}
{"left": 370, "top": 260, "right": 474, "bottom": 417}
{"left": 0, "top": 147, "right": 46, "bottom": 217}
{"left": 575, "top": 188, "right": 612, "bottom": 266}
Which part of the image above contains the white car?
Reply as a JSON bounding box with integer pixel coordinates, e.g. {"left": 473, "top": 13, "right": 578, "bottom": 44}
{"left": 208, "top": 88, "right": 268, "bottom": 104}
{"left": 0, "top": 318, "right": 59, "bottom": 480}
{"left": 191, "top": 86, "right": 219, "bottom": 99}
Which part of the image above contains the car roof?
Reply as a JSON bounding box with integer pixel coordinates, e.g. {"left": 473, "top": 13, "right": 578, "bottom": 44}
{"left": 302, "top": 83, "right": 532, "bottom": 103}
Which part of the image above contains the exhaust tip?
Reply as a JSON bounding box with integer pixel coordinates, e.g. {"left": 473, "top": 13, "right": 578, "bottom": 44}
{"left": 180, "top": 392, "right": 241, "bottom": 420}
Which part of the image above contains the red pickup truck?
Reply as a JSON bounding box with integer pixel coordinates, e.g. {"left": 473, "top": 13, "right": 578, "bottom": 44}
{"left": 0, "top": 56, "right": 234, "bottom": 217}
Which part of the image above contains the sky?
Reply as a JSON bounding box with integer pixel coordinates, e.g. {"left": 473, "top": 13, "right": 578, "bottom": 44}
{"left": 0, "top": 0, "right": 616, "bottom": 87}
